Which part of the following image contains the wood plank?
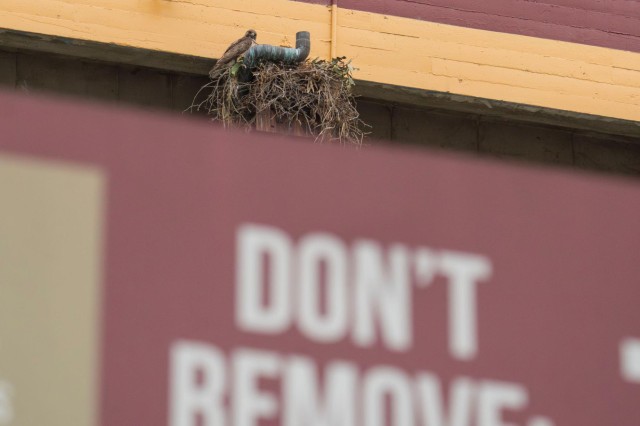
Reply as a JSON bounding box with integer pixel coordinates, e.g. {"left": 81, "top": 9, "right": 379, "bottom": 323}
{"left": 339, "top": 29, "right": 640, "bottom": 89}
{"left": 15, "top": 51, "right": 118, "bottom": 101}
{"left": 0, "top": 51, "right": 17, "bottom": 88}
{"left": 574, "top": 134, "right": 640, "bottom": 175}
{"left": 0, "top": 30, "right": 214, "bottom": 75}
{"left": 356, "top": 99, "right": 392, "bottom": 141}
{"left": 430, "top": 59, "right": 640, "bottom": 105}
{"left": 0, "top": 0, "right": 332, "bottom": 58}
{"left": 172, "top": 74, "right": 209, "bottom": 114}
{"left": 117, "top": 67, "right": 172, "bottom": 109}
{"left": 348, "top": 61, "right": 639, "bottom": 122}
{"left": 336, "top": 10, "right": 640, "bottom": 120}
{"left": 355, "top": 80, "right": 640, "bottom": 139}
{"left": 392, "top": 106, "right": 478, "bottom": 150}
{"left": 479, "top": 119, "right": 573, "bottom": 165}
{"left": 333, "top": 0, "right": 640, "bottom": 52}
{"left": 338, "top": 10, "right": 640, "bottom": 71}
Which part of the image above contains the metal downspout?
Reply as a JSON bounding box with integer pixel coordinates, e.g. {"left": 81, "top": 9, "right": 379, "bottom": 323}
{"left": 242, "top": 31, "right": 311, "bottom": 68}
{"left": 237, "top": 31, "right": 311, "bottom": 81}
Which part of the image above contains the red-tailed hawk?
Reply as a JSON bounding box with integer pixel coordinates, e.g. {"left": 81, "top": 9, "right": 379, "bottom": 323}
{"left": 211, "top": 29, "right": 257, "bottom": 73}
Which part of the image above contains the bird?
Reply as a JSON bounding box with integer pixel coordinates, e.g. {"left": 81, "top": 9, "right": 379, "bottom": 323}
{"left": 210, "top": 29, "right": 257, "bottom": 75}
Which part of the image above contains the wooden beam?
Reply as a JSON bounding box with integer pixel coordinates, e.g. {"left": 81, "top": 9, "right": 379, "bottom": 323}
{"left": 2, "top": 28, "right": 639, "bottom": 139}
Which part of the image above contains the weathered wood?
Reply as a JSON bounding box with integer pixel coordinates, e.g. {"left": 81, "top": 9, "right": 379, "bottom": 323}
{"left": 172, "top": 74, "right": 209, "bottom": 114}
{"left": 0, "top": 29, "right": 213, "bottom": 76}
{"left": 357, "top": 99, "right": 392, "bottom": 141}
{"left": 479, "top": 120, "right": 574, "bottom": 165}
{"left": 0, "top": 50, "right": 16, "bottom": 88}
{"left": 15, "top": 51, "right": 117, "bottom": 101}
{"left": 392, "top": 106, "right": 478, "bottom": 151}
{"left": 117, "top": 68, "right": 172, "bottom": 109}
{"left": 574, "top": 134, "right": 640, "bottom": 176}
{"left": 355, "top": 81, "right": 640, "bottom": 139}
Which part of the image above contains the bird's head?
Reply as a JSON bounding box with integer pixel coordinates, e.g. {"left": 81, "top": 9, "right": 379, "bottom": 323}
{"left": 245, "top": 29, "right": 257, "bottom": 40}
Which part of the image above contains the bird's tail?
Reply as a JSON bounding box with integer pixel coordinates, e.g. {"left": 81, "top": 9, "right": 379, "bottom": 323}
{"left": 209, "top": 61, "right": 227, "bottom": 78}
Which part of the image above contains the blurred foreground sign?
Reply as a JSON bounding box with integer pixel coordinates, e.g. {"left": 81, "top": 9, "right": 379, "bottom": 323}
{"left": 1, "top": 91, "right": 639, "bottom": 426}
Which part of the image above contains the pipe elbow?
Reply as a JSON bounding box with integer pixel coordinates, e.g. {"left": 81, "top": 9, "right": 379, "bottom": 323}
{"left": 243, "top": 31, "right": 311, "bottom": 70}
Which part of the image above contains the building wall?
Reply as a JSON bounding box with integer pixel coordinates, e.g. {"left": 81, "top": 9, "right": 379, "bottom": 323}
{"left": 1, "top": 0, "right": 639, "bottom": 122}
{"left": 319, "top": 0, "right": 640, "bottom": 53}
{"left": 2, "top": 48, "right": 638, "bottom": 177}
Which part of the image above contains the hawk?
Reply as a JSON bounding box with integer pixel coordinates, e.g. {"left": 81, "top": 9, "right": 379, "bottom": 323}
{"left": 211, "top": 29, "right": 257, "bottom": 74}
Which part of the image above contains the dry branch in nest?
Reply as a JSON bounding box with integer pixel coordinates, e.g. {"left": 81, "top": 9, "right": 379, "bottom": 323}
{"left": 190, "top": 57, "right": 367, "bottom": 146}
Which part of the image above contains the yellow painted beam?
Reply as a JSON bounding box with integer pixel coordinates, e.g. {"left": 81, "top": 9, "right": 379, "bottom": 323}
{"left": 0, "top": 0, "right": 638, "bottom": 121}
{"left": 0, "top": 0, "right": 333, "bottom": 58}
{"left": 337, "top": 8, "right": 640, "bottom": 121}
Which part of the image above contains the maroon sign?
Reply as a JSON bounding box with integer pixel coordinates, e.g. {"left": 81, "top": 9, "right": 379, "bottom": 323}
{"left": 2, "top": 90, "right": 640, "bottom": 426}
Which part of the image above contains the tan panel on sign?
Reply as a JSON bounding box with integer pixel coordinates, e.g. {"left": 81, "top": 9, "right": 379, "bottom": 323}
{"left": 0, "top": 155, "right": 105, "bottom": 426}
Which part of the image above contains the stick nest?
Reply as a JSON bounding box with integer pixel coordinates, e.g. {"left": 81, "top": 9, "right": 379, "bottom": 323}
{"left": 190, "top": 57, "right": 367, "bottom": 146}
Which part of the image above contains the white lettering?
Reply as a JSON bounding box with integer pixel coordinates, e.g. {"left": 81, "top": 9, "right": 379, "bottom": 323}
{"left": 283, "top": 356, "right": 357, "bottom": 426}
{"left": 528, "top": 417, "right": 554, "bottom": 426}
{"left": 353, "top": 241, "right": 412, "bottom": 351}
{"left": 439, "top": 251, "right": 492, "bottom": 361}
{"left": 363, "top": 367, "right": 414, "bottom": 426}
{"left": 236, "top": 224, "right": 292, "bottom": 334}
{"left": 297, "top": 234, "right": 349, "bottom": 342}
{"left": 168, "top": 340, "right": 554, "bottom": 426}
{"left": 416, "top": 374, "right": 475, "bottom": 426}
{"left": 170, "top": 341, "right": 226, "bottom": 426}
{"left": 233, "top": 349, "right": 280, "bottom": 426}
{"left": 235, "top": 225, "right": 492, "bottom": 358}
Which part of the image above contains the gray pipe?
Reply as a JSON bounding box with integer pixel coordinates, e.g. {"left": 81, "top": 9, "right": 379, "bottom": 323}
{"left": 237, "top": 31, "right": 310, "bottom": 81}
{"left": 244, "top": 31, "right": 310, "bottom": 68}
